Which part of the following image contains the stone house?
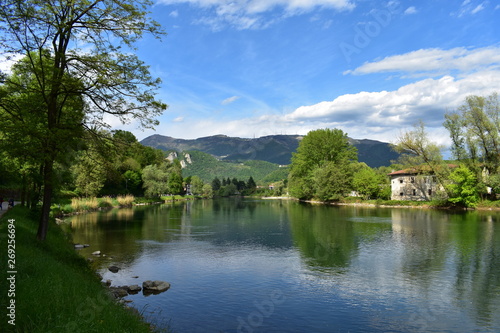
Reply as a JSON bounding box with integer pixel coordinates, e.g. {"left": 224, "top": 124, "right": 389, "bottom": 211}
{"left": 388, "top": 167, "right": 443, "bottom": 201}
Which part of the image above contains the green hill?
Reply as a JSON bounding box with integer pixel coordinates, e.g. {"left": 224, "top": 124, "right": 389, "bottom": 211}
{"left": 178, "top": 150, "right": 288, "bottom": 184}
{"left": 141, "top": 134, "right": 399, "bottom": 168}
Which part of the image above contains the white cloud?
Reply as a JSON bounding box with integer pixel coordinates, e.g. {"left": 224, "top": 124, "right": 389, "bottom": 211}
{"left": 455, "top": 0, "right": 487, "bottom": 17}
{"left": 404, "top": 6, "right": 417, "bottom": 15}
{"left": 471, "top": 3, "right": 485, "bottom": 14}
{"left": 157, "top": 0, "right": 355, "bottom": 29}
{"left": 169, "top": 10, "right": 179, "bottom": 17}
{"left": 0, "top": 53, "right": 24, "bottom": 74}
{"left": 221, "top": 96, "right": 240, "bottom": 105}
{"left": 345, "top": 47, "right": 500, "bottom": 76}
{"left": 135, "top": 68, "right": 500, "bottom": 145}
{"left": 281, "top": 69, "right": 500, "bottom": 145}
{"left": 173, "top": 116, "right": 184, "bottom": 122}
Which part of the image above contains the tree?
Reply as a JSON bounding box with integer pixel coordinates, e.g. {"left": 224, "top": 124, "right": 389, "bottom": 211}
{"left": 247, "top": 176, "right": 257, "bottom": 192}
{"left": 142, "top": 164, "right": 169, "bottom": 198}
{"left": 288, "top": 128, "right": 357, "bottom": 200}
{"left": 444, "top": 93, "right": 500, "bottom": 189}
{"left": 352, "top": 166, "right": 383, "bottom": 200}
{"left": 393, "top": 121, "right": 451, "bottom": 197}
{"left": 313, "top": 161, "right": 353, "bottom": 201}
{"left": 0, "top": 0, "right": 167, "bottom": 240}
{"left": 0, "top": 53, "right": 85, "bottom": 207}
{"left": 189, "top": 176, "right": 205, "bottom": 196}
{"left": 202, "top": 183, "right": 214, "bottom": 198}
{"left": 446, "top": 165, "right": 479, "bottom": 208}
{"left": 212, "top": 177, "right": 222, "bottom": 191}
{"left": 168, "top": 172, "right": 184, "bottom": 195}
{"left": 72, "top": 146, "right": 108, "bottom": 197}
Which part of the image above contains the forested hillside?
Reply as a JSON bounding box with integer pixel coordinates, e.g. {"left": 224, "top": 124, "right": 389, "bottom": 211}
{"left": 141, "top": 134, "right": 399, "bottom": 167}
{"left": 180, "top": 150, "right": 289, "bottom": 184}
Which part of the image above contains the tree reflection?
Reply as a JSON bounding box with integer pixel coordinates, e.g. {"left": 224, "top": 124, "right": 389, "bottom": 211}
{"left": 288, "top": 203, "right": 359, "bottom": 270}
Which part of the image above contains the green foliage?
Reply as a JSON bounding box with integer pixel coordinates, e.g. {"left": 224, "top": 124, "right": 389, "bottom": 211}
{"left": 288, "top": 128, "right": 357, "bottom": 200}
{"left": 444, "top": 93, "right": 500, "bottom": 173}
{"left": 168, "top": 172, "right": 184, "bottom": 195}
{"left": 0, "top": 0, "right": 166, "bottom": 240}
{"left": 0, "top": 207, "right": 153, "bottom": 333}
{"left": 353, "top": 166, "right": 384, "bottom": 200}
{"left": 72, "top": 145, "right": 108, "bottom": 198}
{"left": 189, "top": 176, "right": 205, "bottom": 195}
{"left": 142, "top": 164, "right": 170, "bottom": 198}
{"left": 202, "top": 183, "right": 214, "bottom": 198}
{"left": 447, "top": 165, "right": 479, "bottom": 208}
{"left": 313, "top": 161, "right": 353, "bottom": 201}
{"left": 182, "top": 150, "right": 284, "bottom": 183}
{"left": 393, "top": 121, "right": 451, "bottom": 197}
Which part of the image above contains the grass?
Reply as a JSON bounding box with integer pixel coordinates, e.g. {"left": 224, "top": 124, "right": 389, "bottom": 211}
{"left": 116, "top": 194, "right": 135, "bottom": 207}
{"left": 0, "top": 207, "right": 159, "bottom": 333}
{"left": 51, "top": 195, "right": 139, "bottom": 216}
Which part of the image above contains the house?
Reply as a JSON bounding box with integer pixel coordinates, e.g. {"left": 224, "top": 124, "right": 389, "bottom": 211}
{"left": 388, "top": 166, "right": 455, "bottom": 201}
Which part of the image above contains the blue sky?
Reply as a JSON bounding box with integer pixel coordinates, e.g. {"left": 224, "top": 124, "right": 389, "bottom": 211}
{"left": 114, "top": 0, "right": 500, "bottom": 145}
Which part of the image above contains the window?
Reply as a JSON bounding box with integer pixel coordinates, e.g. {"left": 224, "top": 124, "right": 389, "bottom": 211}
{"left": 413, "top": 189, "right": 416, "bottom": 196}
{"left": 410, "top": 177, "right": 415, "bottom": 183}
{"left": 400, "top": 192, "right": 404, "bottom": 196}
{"left": 428, "top": 189, "right": 432, "bottom": 196}
{"left": 399, "top": 179, "right": 403, "bottom": 184}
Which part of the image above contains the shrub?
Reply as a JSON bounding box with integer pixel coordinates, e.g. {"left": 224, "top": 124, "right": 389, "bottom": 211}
{"left": 98, "top": 196, "right": 114, "bottom": 208}
{"left": 117, "top": 194, "right": 135, "bottom": 206}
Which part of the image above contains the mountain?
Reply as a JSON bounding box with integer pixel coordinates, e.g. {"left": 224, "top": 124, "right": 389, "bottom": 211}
{"left": 172, "top": 150, "right": 289, "bottom": 183}
{"left": 141, "top": 134, "right": 399, "bottom": 168}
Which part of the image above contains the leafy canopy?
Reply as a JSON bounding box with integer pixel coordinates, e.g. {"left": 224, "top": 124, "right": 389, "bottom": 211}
{"left": 288, "top": 128, "right": 357, "bottom": 200}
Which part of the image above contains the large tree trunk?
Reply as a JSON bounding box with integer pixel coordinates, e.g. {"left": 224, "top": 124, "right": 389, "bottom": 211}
{"left": 37, "top": 159, "right": 54, "bottom": 241}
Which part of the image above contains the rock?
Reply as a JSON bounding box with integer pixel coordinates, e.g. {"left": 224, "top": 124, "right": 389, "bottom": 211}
{"left": 132, "top": 276, "right": 139, "bottom": 279}
{"left": 108, "top": 265, "right": 120, "bottom": 273}
{"left": 142, "top": 280, "right": 171, "bottom": 294}
{"left": 109, "top": 287, "right": 128, "bottom": 298}
{"left": 105, "top": 279, "right": 112, "bottom": 286}
{"left": 74, "top": 244, "right": 84, "bottom": 249}
{"left": 83, "top": 244, "right": 90, "bottom": 248}
{"left": 91, "top": 251, "right": 101, "bottom": 256}
{"left": 127, "top": 285, "right": 142, "bottom": 294}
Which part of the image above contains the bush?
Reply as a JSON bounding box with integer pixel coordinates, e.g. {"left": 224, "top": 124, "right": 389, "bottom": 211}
{"left": 116, "top": 194, "right": 135, "bottom": 207}
{"left": 98, "top": 196, "right": 114, "bottom": 208}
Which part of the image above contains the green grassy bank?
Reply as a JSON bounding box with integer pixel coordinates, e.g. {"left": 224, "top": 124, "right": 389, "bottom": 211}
{"left": 0, "top": 207, "right": 156, "bottom": 333}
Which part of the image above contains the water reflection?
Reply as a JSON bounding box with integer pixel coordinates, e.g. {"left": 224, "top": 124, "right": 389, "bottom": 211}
{"left": 69, "top": 200, "right": 500, "bottom": 332}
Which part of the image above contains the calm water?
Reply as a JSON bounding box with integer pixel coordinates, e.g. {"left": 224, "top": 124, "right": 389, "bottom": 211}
{"left": 69, "top": 198, "right": 500, "bottom": 333}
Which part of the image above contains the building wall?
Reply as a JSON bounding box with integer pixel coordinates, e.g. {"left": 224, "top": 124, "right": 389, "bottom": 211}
{"left": 390, "top": 174, "right": 439, "bottom": 201}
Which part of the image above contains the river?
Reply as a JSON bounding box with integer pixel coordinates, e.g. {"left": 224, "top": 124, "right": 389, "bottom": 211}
{"left": 69, "top": 198, "right": 500, "bottom": 332}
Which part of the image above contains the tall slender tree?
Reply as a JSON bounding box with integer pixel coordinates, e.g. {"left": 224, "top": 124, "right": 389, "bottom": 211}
{"left": 0, "top": 0, "right": 167, "bottom": 240}
{"left": 444, "top": 93, "right": 500, "bottom": 173}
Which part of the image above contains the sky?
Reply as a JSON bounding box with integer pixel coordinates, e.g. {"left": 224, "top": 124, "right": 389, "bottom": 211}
{"left": 78, "top": 1, "right": 500, "bottom": 144}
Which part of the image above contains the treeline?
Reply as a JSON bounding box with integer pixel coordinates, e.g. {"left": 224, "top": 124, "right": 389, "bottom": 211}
{"left": 0, "top": 129, "right": 180, "bottom": 203}
{"left": 287, "top": 128, "right": 391, "bottom": 201}
{"left": 182, "top": 150, "right": 286, "bottom": 183}
{"left": 286, "top": 93, "right": 500, "bottom": 208}
{"left": 210, "top": 176, "right": 257, "bottom": 196}
{"left": 391, "top": 92, "right": 500, "bottom": 208}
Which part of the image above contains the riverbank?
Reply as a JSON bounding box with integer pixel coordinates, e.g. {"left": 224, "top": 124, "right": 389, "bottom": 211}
{"left": 0, "top": 207, "right": 162, "bottom": 333}
{"left": 260, "top": 195, "right": 500, "bottom": 211}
